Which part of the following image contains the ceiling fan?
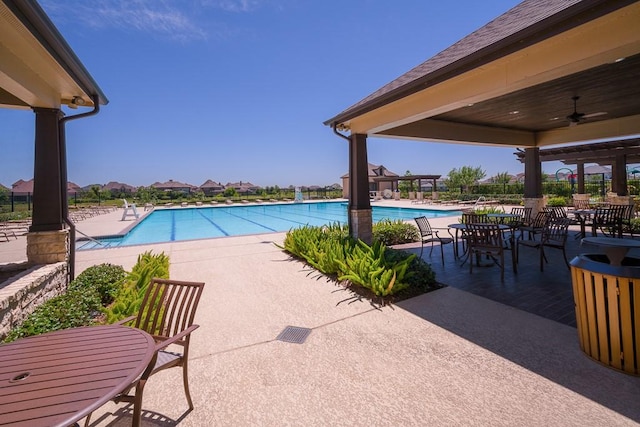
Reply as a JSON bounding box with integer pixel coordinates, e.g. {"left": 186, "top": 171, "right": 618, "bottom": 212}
{"left": 566, "top": 96, "right": 607, "bottom": 126}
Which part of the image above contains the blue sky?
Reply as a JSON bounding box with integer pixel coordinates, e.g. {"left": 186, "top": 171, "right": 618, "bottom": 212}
{"left": 2, "top": 0, "right": 572, "bottom": 189}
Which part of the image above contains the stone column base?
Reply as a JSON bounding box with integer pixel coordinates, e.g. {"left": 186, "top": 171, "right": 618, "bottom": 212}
{"left": 27, "top": 230, "right": 69, "bottom": 265}
{"left": 349, "top": 208, "right": 372, "bottom": 244}
{"left": 524, "top": 197, "right": 547, "bottom": 217}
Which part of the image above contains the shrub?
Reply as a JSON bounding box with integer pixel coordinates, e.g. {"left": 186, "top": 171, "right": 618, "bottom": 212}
{"left": 2, "top": 263, "right": 126, "bottom": 343}
{"left": 547, "top": 196, "right": 568, "bottom": 207}
{"left": 278, "top": 224, "right": 437, "bottom": 299}
{"left": 336, "top": 240, "right": 413, "bottom": 297}
{"left": 68, "top": 263, "right": 126, "bottom": 305}
{"left": 102, "top": 251, "right": 170, "bottom": 323}
{"left": 373, "top": 219, "right": 419, "bottom": 245}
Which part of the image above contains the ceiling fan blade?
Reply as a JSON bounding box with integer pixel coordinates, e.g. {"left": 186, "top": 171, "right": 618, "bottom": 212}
{"left": 583, "top": 111, "right": 607, "bottom": 118}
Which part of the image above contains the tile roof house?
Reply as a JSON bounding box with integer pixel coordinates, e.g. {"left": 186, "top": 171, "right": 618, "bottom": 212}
{"left": 225, "top": 181, "right": 260, "bottom": 195}
{"left": 103, "top": 181, "right": 136, "bottom": 195}
{"left": 151, "top": 180, "right": 196, "bottom": 194}
{"left": 340, "top": 163, "right": 399, "bottom": 198}
{"left": 199, "top": 180, "right": 225, "bottom": 196}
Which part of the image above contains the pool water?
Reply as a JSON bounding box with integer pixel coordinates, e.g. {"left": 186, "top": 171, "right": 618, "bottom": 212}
{"left": 77, "top": 202, "right": 460, "bottom": 250}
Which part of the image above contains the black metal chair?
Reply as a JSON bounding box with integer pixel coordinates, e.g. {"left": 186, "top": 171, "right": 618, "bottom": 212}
{"left": 518, "top": 218, "right": 571, "bottom": 271}
{"left": 467, "top": 222, "right": 506, "bottom": 281}
{"left": 414, "top": 216, "right": 454, "bottom": 265}
{"left": 518, "top": 211, "right": 549, "bottom": 241}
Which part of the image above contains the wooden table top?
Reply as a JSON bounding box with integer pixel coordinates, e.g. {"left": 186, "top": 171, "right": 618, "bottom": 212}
{"left": 0, "top": 325, "right": 155, "bottom": 427}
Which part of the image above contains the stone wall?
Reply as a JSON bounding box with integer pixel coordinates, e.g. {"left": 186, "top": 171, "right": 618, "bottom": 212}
{"left": 0, "top": 262, "right": 67, "bottom": 340}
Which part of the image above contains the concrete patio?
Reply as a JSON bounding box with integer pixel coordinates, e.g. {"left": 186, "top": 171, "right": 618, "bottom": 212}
{"left": 1, "top": 202, "right": 640, "bottom": 426}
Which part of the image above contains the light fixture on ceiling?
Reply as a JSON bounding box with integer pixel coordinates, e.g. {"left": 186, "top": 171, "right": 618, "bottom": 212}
{"left": 68, "top": 96, "right": 85, "bottom": 109}
{"left": 509, "top": 110, "right": 519, "bottom": 115}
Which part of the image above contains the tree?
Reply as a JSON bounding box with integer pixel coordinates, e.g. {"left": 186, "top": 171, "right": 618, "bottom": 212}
{"left": 491, "top": 172, "right": 511, "bottom": 185}
{"left": 444, "top": 166, "right": 486, "bottom": 192}
{"left": 223, "top": 187, "right": 237, "bottom": 197}
{"left": 398, "top": 170, "right": 412, "bottom": 194}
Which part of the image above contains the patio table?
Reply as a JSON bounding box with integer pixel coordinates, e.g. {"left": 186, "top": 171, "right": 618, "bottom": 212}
{"left": 581, "top": 236, "right": 640, "bottom": 266}
{"left": 448, "top": 223, "right": 511, "bottom": 262}
{"left": 0, "top": 324, "right": 155, "bottom": 427}
{"left": 572, "top": 209, "right": 595, "bottom": 239}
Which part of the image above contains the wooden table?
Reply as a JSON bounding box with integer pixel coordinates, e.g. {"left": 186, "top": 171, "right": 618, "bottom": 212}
{"left": 581, "top": 236, "right": 640, "bottom": 266}
{"left": 0, "top": 325, "right": 155, "bottom": 427}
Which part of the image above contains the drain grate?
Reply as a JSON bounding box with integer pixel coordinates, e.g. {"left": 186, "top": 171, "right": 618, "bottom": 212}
{"left": 276, "top": 326, "right": 312, "bottom": 344}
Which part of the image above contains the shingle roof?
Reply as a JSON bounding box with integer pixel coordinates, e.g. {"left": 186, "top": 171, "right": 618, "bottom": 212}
{"left": 199, "top": 179, "right": 224, "bottom": 189}
{"left": 324, "top": 0, "right": 622, "bottom": 126}
{"left": 152, "top": 180, "right": 196, "bottom": 189}
{"left": 103, "top": 181, "right": 136, "bottom": 191}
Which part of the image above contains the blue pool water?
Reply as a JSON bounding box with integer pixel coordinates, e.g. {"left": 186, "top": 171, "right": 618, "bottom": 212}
{"left": 77, "top": 202, "right": 460, "bottom": 250}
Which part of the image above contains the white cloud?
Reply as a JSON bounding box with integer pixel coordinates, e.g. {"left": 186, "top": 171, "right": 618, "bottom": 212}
{"left": 199, "top": 0, "right": 261, "bottom": 13}
{"left": 41, "top": 0, "right": 208, "bottom": 42}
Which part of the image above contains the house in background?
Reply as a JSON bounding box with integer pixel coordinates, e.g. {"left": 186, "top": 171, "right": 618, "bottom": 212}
{"left": 341, "top": 163, "right": 398, "bottom": 198}
{"left": 225, "top": 181, "right": 260, "bottom": 195}
{"left": 151, "top": 179, "right": 196, "bottom": 194}
{"left": 103, "top": 181, "right": 136, "bottom": 196}
{"left": 199, "top": 179, "right": 225, "bottom": 196}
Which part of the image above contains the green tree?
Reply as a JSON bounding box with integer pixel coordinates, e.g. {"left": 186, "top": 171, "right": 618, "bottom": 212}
{"left": 398, "top": 170, "right": 412, "bottom": 194}
{"left": 135, "top": 186, "right": 159, "bottom": 203}
{"left": 445, "top": 166, "right": 486, "bottom": 193}
{"left": 491, "top": 171, "right": 511, "bottom": 185}
{"left": 223, "top": 187, "right": 237, "bottom": 197}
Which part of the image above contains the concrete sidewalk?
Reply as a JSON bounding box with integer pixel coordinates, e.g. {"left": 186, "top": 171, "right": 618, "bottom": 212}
{"left": 82, "top": 233, "right": 640, "bottom": 427}
{"left": 2, "top": 202, "right": 640, "bottom": 425}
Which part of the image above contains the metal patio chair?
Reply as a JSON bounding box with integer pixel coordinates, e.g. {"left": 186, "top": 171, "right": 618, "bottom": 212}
{"left": 86, "top": 278, "right": 205, "bottom": 427}
{"left": 517, "top": 218, "right": 571, "bottom": 271}
{"left": 414, "top": 216, "right": 454, "bottom": 265}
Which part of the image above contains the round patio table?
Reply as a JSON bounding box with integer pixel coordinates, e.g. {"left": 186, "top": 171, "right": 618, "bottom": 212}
{"left": 581, "top": 236, "right": 640, "bottom": 266}
{"left": 0, "top": 324, "right": 155, "bottom": 427}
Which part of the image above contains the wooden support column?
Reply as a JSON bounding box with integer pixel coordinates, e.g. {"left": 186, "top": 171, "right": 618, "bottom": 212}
{"left": 523, "top": 147, "right": 545, "bottom": 215}
{"left": 523, "top": 148, "right": 542, "bottom": 198}
{"left": 612, "top": 153, "right": 628, "bottom": 196}
{"left": 27, "top": 108, "right": 69, "bottom": 265}
{"left": 348, "top": 133, "right": 372, "bottom": 243}
{"left": 576, "top": 163, "right": 585, "bottom": 194}
{"left": 31, "top": 108, "right": 64, "bottom": 232}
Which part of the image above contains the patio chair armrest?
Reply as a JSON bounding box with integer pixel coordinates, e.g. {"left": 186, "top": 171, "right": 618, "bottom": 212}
{"left": 115, "top": 315, "right": 137, "bottom": 326}
{"left": 154, "top": 324, "right": 200, "bottom": 351}
{"left": 433, "top": 228, "right": 454, "bottom": 239}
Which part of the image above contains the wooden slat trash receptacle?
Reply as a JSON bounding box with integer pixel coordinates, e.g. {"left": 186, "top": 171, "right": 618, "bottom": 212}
{"left": 570, "top": 254, "right": 640, "bottom": 375}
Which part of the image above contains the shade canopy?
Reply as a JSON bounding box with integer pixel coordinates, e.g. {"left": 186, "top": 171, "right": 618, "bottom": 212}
{"left": 325, "top": 0, "right": 640, "bottom": 150}
{"left": 0, "top": 0, "right": 108, "bottom": 110}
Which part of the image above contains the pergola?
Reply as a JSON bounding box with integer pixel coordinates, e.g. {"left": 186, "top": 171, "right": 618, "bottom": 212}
{"left": 325, "top": 0, "right": 640, "bottom": 242}
{"left": 514, "top": 138, "right": 640, "bottom": 193}
{"left": 1, "top": 0, "right": 108, "bottom": 278}
{"left": 374, "top": 175, "right": 442, "bottom": 193}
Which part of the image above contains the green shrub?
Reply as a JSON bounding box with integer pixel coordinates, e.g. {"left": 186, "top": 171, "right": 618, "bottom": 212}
{"left": 385, "top": 249, "right": 437, "bottom": 292}
{"left": 547, "top": 196, "right": 567, "bottom": 207}
{"left": 373, "top": 219, "right": 419, "bottom": 245}
{"left": 0, "top": 211, "right": 31, "bottom": 222}
{"left": 279, "top": 224, "right": 437, "bottom": 299}
{"left": 336, "top": 240, "right": 413, "bottom": 297}
{"left": 2, "top": 263, "right": 126, "bottom": 343}
{"left": 68, "top": 263, "right": 126, "bottom": 305}
{"left": 102, "top": 251, "right": 170, "bottom": 323}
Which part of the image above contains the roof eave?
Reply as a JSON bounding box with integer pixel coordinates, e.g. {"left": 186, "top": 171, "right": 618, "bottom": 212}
{"left": 3, "top": 0, "right": 109, "bottom": 106}
{"left": 323, "top": 0, "right": 634, "bottom": 128}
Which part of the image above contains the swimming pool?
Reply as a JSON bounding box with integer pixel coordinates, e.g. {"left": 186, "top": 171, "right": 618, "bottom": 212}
{"left": 77, "top": 202, "right": 460, "bottom": 250}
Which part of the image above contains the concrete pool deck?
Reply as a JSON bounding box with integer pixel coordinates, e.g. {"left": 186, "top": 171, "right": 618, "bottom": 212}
{"left": 2, "top": 200, "right": 640, "bottom": 426}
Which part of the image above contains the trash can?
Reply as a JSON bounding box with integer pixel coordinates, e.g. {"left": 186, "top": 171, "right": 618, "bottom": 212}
{"left": 570, "top": 254, "right": 640, "bottom": 375}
